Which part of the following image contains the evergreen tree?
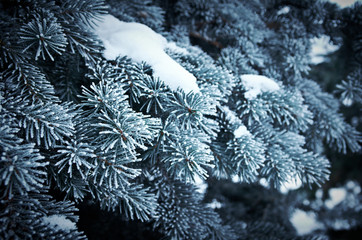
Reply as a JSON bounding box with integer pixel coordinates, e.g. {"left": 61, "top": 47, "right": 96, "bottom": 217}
{"left": 0, "top": 0, "right": 360, "bottom": 239}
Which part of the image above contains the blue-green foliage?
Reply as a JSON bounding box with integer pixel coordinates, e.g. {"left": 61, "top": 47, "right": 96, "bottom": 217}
{"left": 0, "top": 0, "right": 361, "bottom": 239}
{"left": 0, "top": 191, "right": 85, "bottom": 240}
{"left": 107, "top": 0, "right": 165, "bottom": 32}
{"left": 0, "top": 0, "right": 105, "bottom": 239}
{"left": 151, "top": 168, "right": 238, "bottom": 240}
{"left": 19, "top": 11, "right": 68, "bottom": 61}
{"left": 0, "top": 116, "right": 47, "bottom": 198}
{"left": 335, "top": 69, "right": 362, "bottom": 106}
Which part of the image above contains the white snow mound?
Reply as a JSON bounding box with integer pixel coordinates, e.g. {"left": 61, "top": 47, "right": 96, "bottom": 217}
{"left": 280, "top": 175, "right": 302, "bottom": 194}
{"left": 220, "top": 106, "right": 251, "bottom": 138}
{"left": 234, "top": 125, "right": 250, "bottom": 138}
{"left": 290, "top": 209, "right": 323, "bottom": 235}
{"left": 325, "top": 187, "right": 347, "bottom": 209}
{"left": 94, "top": 14, "right": 199, "bottom": 93}
{"left": 241, "top": 74, "right": 280, "bottom": 99}
{"left": 42, "top": 215, "right": 76, "bottom": 231}
{"left": 310, "top": 35, "right": 339, "bottom": 65}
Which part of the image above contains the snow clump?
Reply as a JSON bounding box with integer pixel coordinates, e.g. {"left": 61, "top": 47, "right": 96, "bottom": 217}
{"left": 290, "top": 209, "right": 324, "bottom": 235}
{"left": 220, "top": 105, "right": 251, "bottom": 138}
{"left": 241, "top": 74, "right": 280, "bottom": 100}
{"left": 42, "top": 215, "right": 76, "bottom": 231}
{"left": 94, "top": 14, "right": 199, "bottom": 93}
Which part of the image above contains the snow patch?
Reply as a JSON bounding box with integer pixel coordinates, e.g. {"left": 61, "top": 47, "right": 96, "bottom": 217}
{"left": 194, "top": 175, "right": 208, "bottom": 194}
{"left": 207, "top": 199, "right": 223, "bottom": 209}
{"left": 43, "top": 215, "right": 76, "bottom": 231}
{"left": 259, "top": 178, "right": 269, "bottom": 188}
{"left": 220, "top": 106, "right": 240, "bottom": 125}
{"left": 241, "top": 74, "right": 280, "bottom": 100}
{"left": 328, "top": 0, "right": 359, "bottom": 8}
{"left": 342, "top": 97, "right": 353, "bottom": 107}
{"left": 234, "top": 125, "right": 250, "bottom": 138}
{"left": 325, "top": 187, "right": 347, "bottom": 209}
{"left": 220, "top": 105, "right": 250, "bottom": 138}
{"left": 277, "top": 6, "right": 290, "bottom": 15}
{"left": 232, "top": 175, "right": 240, "bottom": 183}
{"left": 280, "top": 175, "right": 302, "bottom": 194}
{"left": 331, "top": 219, "right": 351, "bottom": 230}
{"left": 310, "top": 35, "right": 339, "bottom": 64}
{"left": 353, "top": 185, "right": 360, "bottom": 195}
{"left": 94, "top": 14, "right": 199, "bottom": 93}
{"left": 166, "top": 42, "right": 189, "bottom": 55}
{"left": 315, "top": 189, "right": 323, "bottom": 199}
{"left": 290, "top": 209, "right": 323, "bottom": 235}
{"left": 303, "top": 199, "right": 310, "bottom": 205}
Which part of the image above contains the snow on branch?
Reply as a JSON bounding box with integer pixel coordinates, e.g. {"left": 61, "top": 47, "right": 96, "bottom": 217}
{"left": 42, "top": 215, "right": 76, "bottom": 231}
{"left": 241, "top": 74, "right": 280, "bottom": 100}
{"left": 94, "top": 14, "right": 199, "bottom": 93}
{"left": 234, "top": 125, "right": 250, "bottom": 138}
{"left": 220, "top": 105, "right": 251, "bottom": 138}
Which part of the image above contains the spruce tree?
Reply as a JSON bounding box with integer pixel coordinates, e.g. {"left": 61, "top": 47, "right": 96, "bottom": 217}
{"left": 0, "top": 0, "right": 360, "bottom": 239}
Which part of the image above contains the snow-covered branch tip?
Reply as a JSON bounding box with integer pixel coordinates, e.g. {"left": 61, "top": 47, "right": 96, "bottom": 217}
{"left": 94, "top": 14, "right": 199, "bottom": 93}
